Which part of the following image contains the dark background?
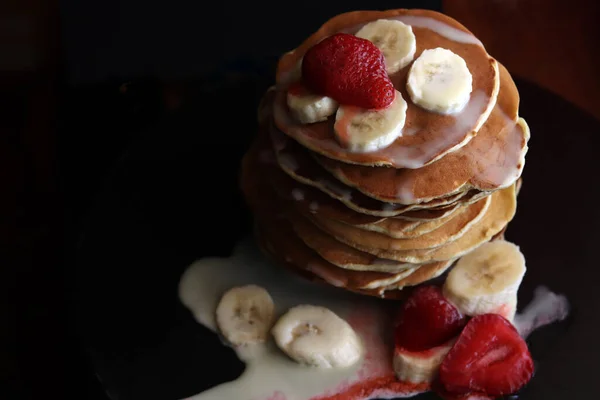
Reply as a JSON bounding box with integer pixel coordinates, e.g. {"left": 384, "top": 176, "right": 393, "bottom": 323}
{"left": 59, "top": 0, "right": 440, "bottom": 84}
{"left": 2, "top": 1, "right": 600, "bottom": 399}
{"left": 3, "top": 1, "right": 440, "bottom": 399}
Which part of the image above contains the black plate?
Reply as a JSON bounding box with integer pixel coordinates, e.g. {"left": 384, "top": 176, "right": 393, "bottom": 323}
{"left": 73, "top": 67, "right": 600, "bottom": 399}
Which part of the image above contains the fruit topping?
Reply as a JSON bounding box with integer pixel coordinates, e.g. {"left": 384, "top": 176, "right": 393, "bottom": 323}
{"left": 439, "top": 314, "right": 534, "bottom": 397}
{"left": 215, "top": 285, "right": 275, "bottom": 346}
{"left": 393, "top": 342, "right": 454, "bottom": 384}
{"left": 407, "top": 47, "right": 473, "bottom": 114}
{"left": 355, "top": 19, "right": 417, "bottom": 74}
{"left": 287, "top": 81, "right": 339, "bottom": 124}
{"left": 334, "top": 89, "right": 407, "bottom": 152}
{"left": 442, "top": 240, "right": 526, "bottom": 321}
{"left": 302, "top": 33, "right": 395, "bottom": 109}
{"left": 395, "top": 286, "right": 467, "bottom": 352}
{"left": 271, "top": 305, "right": 363, "bottom": 368}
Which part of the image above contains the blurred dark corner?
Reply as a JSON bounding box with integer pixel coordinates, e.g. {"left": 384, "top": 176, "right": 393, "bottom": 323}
{"left": 0, "top": 0, "right": 598, "bottom": 398}
{"left": 1, "top": 1, "right": 442, "bottom": 398}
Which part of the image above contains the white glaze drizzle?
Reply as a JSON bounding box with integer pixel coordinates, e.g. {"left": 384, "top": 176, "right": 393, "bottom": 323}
{"left": 272, "top": 90, "right": 489, "bottom": 170}
{"left": 179, "top": 238, "right": 569, "bottom": 400}
{"left": 377, "top": 90, "right": 489, "bottom": 168}
{"left": 515, "top": 286, "right": 570, "bottom": 339}
{"left": 466, "top": 114, "right": 527, "bottom": 190}
{"left": 179, "top": 238, "right": 414, "bottom": 400}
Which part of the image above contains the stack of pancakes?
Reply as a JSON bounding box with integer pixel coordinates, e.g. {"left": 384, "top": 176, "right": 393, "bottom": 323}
{"left": 240, "top": 9, "right": 530, "bottom": 299}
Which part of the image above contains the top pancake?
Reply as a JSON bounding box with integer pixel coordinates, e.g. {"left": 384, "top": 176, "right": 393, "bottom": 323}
{"left": 273, "top": 8, "right": 500, "bottom": 168}
{"left": 309, "top": 194, "right": 491, "bottom": 251}
{"left": 315, "top": 63, "right": 529, "bottom": 203}
{"left": 255, "top": 215, "right": 453, "bottom": 293}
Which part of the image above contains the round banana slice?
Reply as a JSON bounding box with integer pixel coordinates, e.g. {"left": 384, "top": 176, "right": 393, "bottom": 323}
{"left": 287, "top": 82, "right": 338, "bottom": 124}
{"left": 355, "top": 19, "right": 416, "bottom": 74}
{"left": 442, "top": 240, "right": 526, "bottom": 320}
{"left": 407, "top": 47, "right": 473, "bottom": 114}
{"left": 272, "top": 305, "right": 363, "bottom": 368}
{"left": 334, "top": 89, "right": 407, "bottom": 153}
{"left": 216, "top": 285, "right": 275, "bottom": 346}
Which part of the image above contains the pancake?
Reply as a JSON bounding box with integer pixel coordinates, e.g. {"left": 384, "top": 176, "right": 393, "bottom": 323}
{"left": 273, "top": 9, "right": 499, "bottom": 168}
{"left": 256, "top": 214, "right": 508, "bottom": 300}
{"left": 338, "top": 184, "right": 516, "bottom": 263}
{"left": 252, "top": 107, "right": 474, "bottom": 222}
{"left": 367, "top": 206, "right": 465, "bottom": 238}
{"left": 253, "top": 130, "right": 467, "bottom": 233}
{"left": 392, "top": 204, "right": 468, "bottom": 222}
{"left": 287, "top": 210, "right": 428, "bottom": 273}
{"left": 271, "top": 127, "right": 481, "bottom": 217}
{"left": 256, "top": 127, "right": 386, "bottom": 225}
{"left": 245, "top": 143, "right": 514, "bottom": 297}
{"left": 269, "top": 158, "right": 384, "bottom": 226}
{"left": 255, "top": 213, "right": 453, "bottom": 293}
{"left": 241, "top": 9, "right": 529, "bottom": 304}
{"left": 269, "top": 151, "right": 470, "bottom": 235}
{"left": 256, "top": 228, "right": 409, "bottom": 300}
{"left": 310, "top": 195, "right": 491, "bottom": 250}
{"left": 243, "top": 138, "right": 417, "bottom": 273}
{"left": 315, "top": 63, "right": 529, "bottom": 203}
{"left": 255, "top": 216, "right": 417, "bottom": 290}
{"left": 243, "top": 130, "right": 513, "bottom": 268}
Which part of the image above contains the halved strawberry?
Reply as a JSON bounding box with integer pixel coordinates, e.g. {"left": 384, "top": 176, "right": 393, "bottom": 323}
{"left": 395, "top": 286, "right": 467, "bottom": 352}
{"left": 302, "top": 33, "right": 395, "bottom": 109}
{"left": 439, "top": 314, "right": 534, "bottom": 397}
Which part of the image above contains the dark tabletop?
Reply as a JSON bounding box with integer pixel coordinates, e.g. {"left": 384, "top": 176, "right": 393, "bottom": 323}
{"left": 70, "top": 64, "right": 600, "bottom": 400}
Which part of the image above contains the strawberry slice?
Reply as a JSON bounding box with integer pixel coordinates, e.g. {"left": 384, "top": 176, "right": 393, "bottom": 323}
{"left": 439, "top": 314, "right": 534, "bottom": 397}
{"left": 395, "top": 286, "right": 467, "bottom": 352}
{"left": 302, "top": 33, "right": 395, "bottom": 109}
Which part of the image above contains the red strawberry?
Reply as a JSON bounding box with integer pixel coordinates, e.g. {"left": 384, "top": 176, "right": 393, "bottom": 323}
{"left": 439, "top": 314, "right": 534, "bottom": 397}
{"left": 395, "top": 286, "right": 467, "bottom": 352}
{"left": 302, "top": 33, "right": 395, "bottom": 109}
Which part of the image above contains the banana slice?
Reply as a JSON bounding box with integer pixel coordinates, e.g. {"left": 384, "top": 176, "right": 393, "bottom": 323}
{"left": 407, "top": 48, "right": 473, "bottom": 114}
{"left": 355, "top": 19, "right": 416, "bottom": 74}
{"left": 215, "top": 285, "right": 275, "bottom": 346}
{"left": 393, "top": 341, "right": 454, "bottom": 383}
{"left": 272, "top": 305, "right": 363, "bottom": 368}
{"left": 287, "top": 82, "right": 338, "bottom": 124}
{"left": 334, "top": 90, "right": 407, "bottom": 153}
{"left": 442, "top": 240, "right": 526, "bottom": 321}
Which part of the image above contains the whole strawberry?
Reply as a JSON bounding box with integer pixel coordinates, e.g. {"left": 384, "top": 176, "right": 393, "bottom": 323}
{"left": 302, "top": 33, "right": 396, "bottom": 109}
